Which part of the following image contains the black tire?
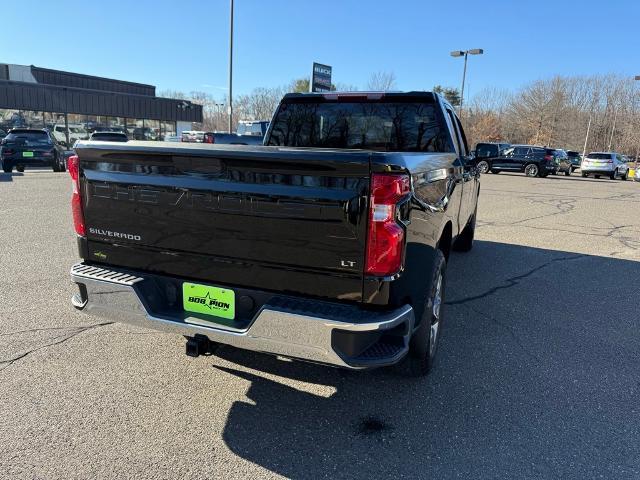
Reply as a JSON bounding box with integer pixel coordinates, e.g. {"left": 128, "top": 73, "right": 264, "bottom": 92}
{"left": 453, "top": 205, "right": 476, "bottom": 252}
{"left": 16, "top": 165, "right": 24, "bottom": 173}
{"left": 524, "top": 163, "right": 539, "bottom": 177}
{"left": 609, "top": 170, "right": 616, "bottom": 180}
{"left": 621, "top": 170, "right": 628, "bottom": 181}
{"left": 404, "top": 250, "right": 446, "bottom": 377}
{"left": 52, "top": 162, "right": 60, "bottom": 172}
{"left": 594, "top": 175, "right": 600, "bottom": 179}
{"left": 564, "top": 169, "right": 571, "bottom": 176}
{"left": 581, "top": 172, "right": 588, "bottom": 178}
{"left": 2, "top": 161, "right": 11, "bottom": 173}
{"left": 476, "top": 160, "right": 489, "bottom": 174}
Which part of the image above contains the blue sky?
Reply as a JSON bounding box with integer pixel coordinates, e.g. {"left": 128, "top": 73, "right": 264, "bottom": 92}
{"left": 2, "top": 0, "right": 638, "bottom": 99}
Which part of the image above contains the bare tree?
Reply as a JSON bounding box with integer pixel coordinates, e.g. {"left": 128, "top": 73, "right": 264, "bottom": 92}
{"left": 367, "top": 71, "right": 397, "bottom": 91}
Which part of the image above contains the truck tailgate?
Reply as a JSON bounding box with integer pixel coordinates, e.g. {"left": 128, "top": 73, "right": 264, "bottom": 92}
{"left": 76, "top": 142, "right": 370, "bottom": 302}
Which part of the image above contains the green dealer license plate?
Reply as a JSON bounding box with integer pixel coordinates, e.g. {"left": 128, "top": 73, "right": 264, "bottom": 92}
{"left": 22, "top": 151, "right": 34, "bottom": 157}
{"left": 183, "top": 282, "right": 235, "bottom": 320}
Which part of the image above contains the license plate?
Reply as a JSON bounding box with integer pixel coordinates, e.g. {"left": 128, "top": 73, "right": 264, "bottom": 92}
{"left": 22, "top": 151, "right": 34, "bottom": 157}
{"left": 183, "top": 282, "right": 235, "bottom": 319}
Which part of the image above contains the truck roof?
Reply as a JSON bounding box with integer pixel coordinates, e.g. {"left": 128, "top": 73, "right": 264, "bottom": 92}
{"left": 281, "top": 91, "right": 438, "bottom": 101}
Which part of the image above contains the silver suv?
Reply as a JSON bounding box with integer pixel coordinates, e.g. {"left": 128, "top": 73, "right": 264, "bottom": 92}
{"left": 581, "top": 152, "right": 629, "bottom": 180}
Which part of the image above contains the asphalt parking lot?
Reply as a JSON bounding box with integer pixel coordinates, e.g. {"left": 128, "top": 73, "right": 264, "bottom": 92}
{"left": 1, "top": 169, "right": 639, "bottom": 479}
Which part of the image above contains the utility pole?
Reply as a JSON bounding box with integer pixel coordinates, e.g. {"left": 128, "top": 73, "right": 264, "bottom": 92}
{"left": 582, "top": 115, "right": 591, "bottom": 158}
{"left": 228, "top": 0, "right": 234, "bottom": 133}
{"left": 607, "top": 109, "right": 617, "bottom": 151}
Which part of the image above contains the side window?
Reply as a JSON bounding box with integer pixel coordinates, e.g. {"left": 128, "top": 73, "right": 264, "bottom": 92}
{"left": 445, "top": 108, "right": 466, "bottom": 157}
{"left": 453, "top": 114, "right": 469, "bottom": 156}
{"left": 513, "top": 147, "right": 528, "bottom": 156}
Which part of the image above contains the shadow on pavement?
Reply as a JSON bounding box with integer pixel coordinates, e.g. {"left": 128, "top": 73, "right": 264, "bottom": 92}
{"left": 0, "top": 172, "right": 23, "bottom": 182}
{"left": 215, "top": 240, "right": 640, "bottom": 479}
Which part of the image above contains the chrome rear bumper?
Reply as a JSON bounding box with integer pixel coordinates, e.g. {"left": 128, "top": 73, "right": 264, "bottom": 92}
{"left": 70, "top": 263, "right": 414, "bottom": 369}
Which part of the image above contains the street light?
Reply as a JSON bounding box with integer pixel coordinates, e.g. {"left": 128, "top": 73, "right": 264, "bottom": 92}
{"left": 450, "top": 48, "right": 483, "bottom": 117}
{"left": 228, "top": 0, "right": 234, "bottom": 133}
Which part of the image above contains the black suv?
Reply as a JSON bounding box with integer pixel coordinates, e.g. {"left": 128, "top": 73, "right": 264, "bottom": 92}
{"left": 1, "top": 128, "right": 67, "bottom": 173}
{"left": 487, "top": 145, "right": 558, "bottom": 177}
{"left": 474, "top": 142, "right": 511, "bottom": 174}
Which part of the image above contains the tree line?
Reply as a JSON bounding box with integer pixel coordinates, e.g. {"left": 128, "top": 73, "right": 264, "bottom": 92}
{"left": 161, "top": 73, "right": 639, "bottom": 157}
{"left": 465, "top": 74, "right": 639, "bottom": 156}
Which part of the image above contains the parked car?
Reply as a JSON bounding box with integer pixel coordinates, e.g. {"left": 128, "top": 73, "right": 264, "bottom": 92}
{"left": 555, "top": 149, "right": 572, "bottom": 176}
{"left": 237, "top": 120, "right": 270, "bottom": 137}
{"left": 488, "top": 145, "right": 559, "bottom": 177}
{"left": 52, "top": 123, "right": 89, "bottom": 147}
{"left": 567, "top": 150, "right": 582, "bottom": 171}
{"left": 473, "top": 142, "right": 511, "bottom": 174}
{"left": 581, "top": 152, "right": 629, "bottom": 180}
{"left": 181, "top": 130, "right": 205, "bottom": 143}
{"left": 132, "top": 127, "right": 157, "bottom": 141}
{"left": 89, "top": 131, "right": 128, "bottom": 142}
{"left": 1, "top": 128, "right": 66, "bottom": 173}
{"left": 69, "top": 90, "right": 480, "bottom": 377}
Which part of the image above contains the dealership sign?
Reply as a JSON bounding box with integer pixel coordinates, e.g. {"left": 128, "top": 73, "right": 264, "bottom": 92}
{"left": 311, "top": 63, "right": 332, "bottom": 92}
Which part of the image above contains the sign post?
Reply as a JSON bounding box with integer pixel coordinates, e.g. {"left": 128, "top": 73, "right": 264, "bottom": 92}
{"left": 311, "top": 63, "right": 332, "bottom": 92}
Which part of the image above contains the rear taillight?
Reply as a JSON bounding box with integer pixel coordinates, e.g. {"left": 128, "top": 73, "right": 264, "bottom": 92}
{"left": 544, "top": 154, "right": 553, "bottom": 162}
{"left": 3, "top": 148, "right": 15, "bottom": 156}
{"left": 365, "top": 174, "right": 410, "bottom": 276}
{"left": 67, "top": 155, "right": 85, "bottom": 236}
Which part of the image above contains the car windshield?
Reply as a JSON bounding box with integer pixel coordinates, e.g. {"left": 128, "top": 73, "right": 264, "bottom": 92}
{"left": 267, "top": 100, "right": 451, "bottom": 152}
{"left": 587, "top": 153, "right": 613, "bottom": 160}
{"left": 5, "top": 131, "right": 51, "bottom": 145}
{"left": 237, "top": 123, "right": 266, "bottom": 136}
{"left": 91, "top": 133, "right": 127, "bottom": 141}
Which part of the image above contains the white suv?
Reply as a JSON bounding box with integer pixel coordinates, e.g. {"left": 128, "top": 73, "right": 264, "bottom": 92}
{"left": 581, "top": 152, "right": 629, "bottom": 180}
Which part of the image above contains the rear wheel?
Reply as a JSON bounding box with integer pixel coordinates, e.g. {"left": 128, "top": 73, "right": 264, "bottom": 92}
{"left": 404, "top": 250, "right": 446, "bottom": 377}
{"left": 16, "top": 165, "right": 24, "bottom": 173}
{"left": 609, "top": 170, "right": 616, "bottom": 180}
{"left": 621, "top": 170, "right": 628, "bottom": 180}
{"left": 564, "top": 168, "right": 571, "bottom": 176}
{"left": 476, "top": 160, "right": 489, "bottom": 174}
{"left": 582, "top": 172, "right": 588, "bottom": 178}
{"left": 524, "top": 163, "right": 539, "bottom": 177}
{"left": 2, "top": 162, "right": 11, "bottom": 173}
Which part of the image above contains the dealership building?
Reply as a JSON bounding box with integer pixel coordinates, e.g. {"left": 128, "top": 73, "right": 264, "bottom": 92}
{"left": 0, "top": 64, "right": 203, "bottom": 145}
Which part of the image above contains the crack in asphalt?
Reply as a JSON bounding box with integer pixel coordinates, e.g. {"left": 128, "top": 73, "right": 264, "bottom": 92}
{"left": 456, "top": 302, "right": 542, "bottom": 364}
{"left": 511, "top": 196, "right": 576, "bottom": 225}
{"left": 446, "top": 253, "right": 588, "bottom": 306}
{"left": 0, "top": 322, "right": 113, "bottom": 372}
{"left": 476, "top": 220, "right": 639, "bottom": 252}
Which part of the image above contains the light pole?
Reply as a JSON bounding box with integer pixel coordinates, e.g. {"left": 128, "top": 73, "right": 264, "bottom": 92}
{"left": 228, "top": 0, "right": 234, "bottom": 133}
{"left": 214, "top": 103, "right": 224, "bottom": 131}
{"left": 635, "top": 76, "right": 639, "bottom": 161}
{"left": 450, "top": 48, "right": 483, "bottom": 117}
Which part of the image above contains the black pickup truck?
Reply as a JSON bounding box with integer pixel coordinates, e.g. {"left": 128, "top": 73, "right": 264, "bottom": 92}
{"left": 68, "top": 91, "right": 480, "bottom": 376}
